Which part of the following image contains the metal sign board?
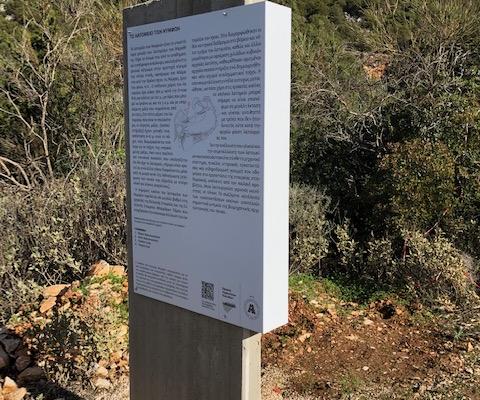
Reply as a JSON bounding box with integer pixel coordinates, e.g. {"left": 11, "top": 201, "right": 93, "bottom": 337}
{"left": 126, "top": 1, "right": 291, "bottom": 332}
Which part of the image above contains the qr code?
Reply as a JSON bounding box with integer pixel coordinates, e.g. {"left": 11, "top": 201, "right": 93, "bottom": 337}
{"left": 201, "top": 281, "right": 214, "bottom": 301}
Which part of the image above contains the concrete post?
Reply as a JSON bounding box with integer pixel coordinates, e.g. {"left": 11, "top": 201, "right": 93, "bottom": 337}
{"left": 123, "top": 1, "right": 263, "bottom": 399}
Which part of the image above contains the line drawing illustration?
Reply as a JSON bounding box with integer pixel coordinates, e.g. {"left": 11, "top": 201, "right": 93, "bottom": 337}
{"left": 173, "top": 96, "right": 218, "bottom": 149}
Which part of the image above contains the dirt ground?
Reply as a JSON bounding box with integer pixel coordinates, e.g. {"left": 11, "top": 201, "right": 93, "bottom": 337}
{"left": 262, "top": 290, "right": 480, "bottom": 400}
{"left": 78, "top": 294, "right": 480, "bottom": 400}
{"left": 64, "top": 292, "right": 480, "bottom": 400}
{"left": 2, "top": 275, "right": 480, "bottom": 399}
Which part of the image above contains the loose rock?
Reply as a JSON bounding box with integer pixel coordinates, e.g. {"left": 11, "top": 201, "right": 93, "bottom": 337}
{"left": 93, "top": 377, "right": 112, "bottom": 389}
{"left": 0, "top": 336, "right": 21, "bottom": 355}
{"left": 39, "top": 297, "right": 57, "bottom": 314}
{"left": 89, "top": 260, "right": 110, "bottom": 276}
{"left": 14, "top": 356, "right": 31, "bottom": 373}
{"left": 467, "top": 342, "right": 474, "bottom": 352}
{"left": 0, "top": 346, "right": 10, "bottom": 370}
{"left": 43, "top": 284, "right": 69, "bottom": 298}
{"left": 4, "top": 388, "right": 27, "bottom": 400}
{"left": 2, "top": 377, "right": 17, "bottom": 394}
{"left": 94, "top": 366, "right": 109, "bottom": 379}
{"left": 17, "top": 367, "right": 45, "bottom": 384}
{"left": 0, "top": 337, "right": 20, "bottom": 356}
{"left": 110, "top": 265, "right": 126, "bottom": 276}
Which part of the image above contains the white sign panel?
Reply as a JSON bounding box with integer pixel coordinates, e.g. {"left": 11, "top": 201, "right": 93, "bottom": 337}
{"left": 126, "top": 1, "right": 291, "bottom": 332}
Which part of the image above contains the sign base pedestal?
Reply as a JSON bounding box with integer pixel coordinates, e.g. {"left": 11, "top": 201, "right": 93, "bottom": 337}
{"left": 129, "top": 298, "right": 260, "bottom": 400}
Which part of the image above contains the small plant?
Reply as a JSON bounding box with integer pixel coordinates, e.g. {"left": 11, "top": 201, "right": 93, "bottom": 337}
{"left": 340, "top": 373, "right": 363, "bottom": 395}
{"left": 289, "top": 273, "right": 320, "bottom": 300}
{"left": 289, "top": 184, "right": 331, "bottom": 274}
{"left": 453, "top": 327, "right": 465, "bottom": 342}
{"left": 8, "top": 273, "right": 129, "bottom": 386}
{"left": 334, "top": 222, "right": 358, "bottom": 269}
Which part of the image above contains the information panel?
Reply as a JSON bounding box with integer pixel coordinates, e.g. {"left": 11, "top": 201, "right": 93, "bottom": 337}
{"left": 126, "top": 1, "right": 291, "bottom": 332}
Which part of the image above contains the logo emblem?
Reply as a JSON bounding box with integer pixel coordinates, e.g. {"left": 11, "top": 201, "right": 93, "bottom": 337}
{"left": 222, "top": 302, "right": 236, "bottom": 313}
{"left": 244, "top": 298, "right": 260, "bottom": 320}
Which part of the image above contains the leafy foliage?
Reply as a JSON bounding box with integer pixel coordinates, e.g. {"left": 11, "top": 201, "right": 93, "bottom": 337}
{"left": 380, "top": 139, "right": 457, "bottom": 232}
{"left": 287, "top": 0, "right": 480, "bottom": 304}
{"left": 0, "top": 0, "right": 479, "bottom": 313}
{"left": 289, "top": 184, "right": 331, "bottom": 274}
{"left": 0, "top": 0, "right": 126, "bottom": 186}
{"left": 0, "top": 165, "right": 126, "bottom": 319}
{"left": 8, "top": 274, "right": 129, "bottom": 385}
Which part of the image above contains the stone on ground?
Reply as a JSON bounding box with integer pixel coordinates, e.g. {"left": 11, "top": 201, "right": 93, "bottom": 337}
{"left": 89, "top": 260, "right": 111, "bottom": 276}
{"left": 39, "top": 297, "right": 57, "bottom": 314}
{"left": 42, "top": 284, "right": 69, "bottom": 298}
{"left": 0, "top": 346, "right": 9, "bottom": 370}
{"left": 17, "top": 367, "right": 44, "bottom": 384}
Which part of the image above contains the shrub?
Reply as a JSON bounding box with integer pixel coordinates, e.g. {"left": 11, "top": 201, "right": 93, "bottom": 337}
{"left": 0, "top": 277, "right": 42, "bottom": 325}
{"left": 380, "top": 139, "right": 457, "bottom": 232}
{"left": 364, "top": 237, "right": 397, "bottom": 284}
{"left": 8, "top": 273, "right": 129, "bottom": 385}
{"left": 401, "top": 231, "right": 477, "bottom": 304}
{"left": 359, "top": 231, "right": 478, "bottom": 305}
{"left": 0, "top": 164, "right": 126, "bottom": 321}
{"left": 329, "top": 223, "right": 479, "bottom": 306}
{"left": 333, "top": 221, "right": 359, "bottom": 270}
{"left": 0, "top": 0, "right": 126, "bottom": 186}
{"left": 289, "top": 184, "right": 331, "bottom": 274}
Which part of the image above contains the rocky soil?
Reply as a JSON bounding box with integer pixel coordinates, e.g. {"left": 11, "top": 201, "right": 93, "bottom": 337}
{"left": 1, "top": 265, "right": 479, "bottom": 399}
{"left": 262, "top": 286, "right": 480, "bottom": 399}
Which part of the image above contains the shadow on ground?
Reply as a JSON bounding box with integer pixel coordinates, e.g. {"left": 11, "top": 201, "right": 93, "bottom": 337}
{"left": 26, "top": 382, "right": 85, "bottom": 400}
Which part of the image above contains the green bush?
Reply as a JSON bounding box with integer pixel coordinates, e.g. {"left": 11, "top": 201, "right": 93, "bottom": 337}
{"left": 360, "top": 231, "right": 478, "bottom": 305}
{"left": 401, "top": 231, "right": 477, "bottom": 304}
{"left": 380, "top": 139, "right": 457, "bottom": 232}
{"left": 8, "top": 274, "right": 129, "bottom": 385}
{"left": 0, "top": 0, "right": 126, "bottom": 186}
{"left": 0, "top": 165, "right": 126, "bottom": 321}
{"left": 333, "top": 221, "right": 359, "bottom": 270}
{"left": 289, "top": 184, "right": 331, "bottom": 274}
{"left": 364, "top": 237, "right": 396, "bottom": 284}
{"left": 330, "top": 223, "right": 479, "bottom": 306}
{"left": 1, "top": 0, "right": 479, "bottom": 312}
